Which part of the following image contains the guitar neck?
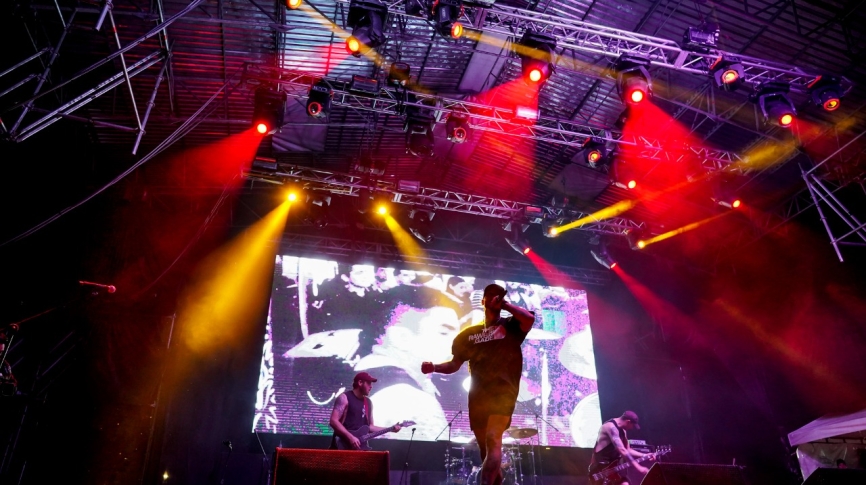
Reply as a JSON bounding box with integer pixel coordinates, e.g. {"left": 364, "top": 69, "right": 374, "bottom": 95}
{"left": 612, "top": 453, "right": 654, "bottom": 473}
{"left": 360, "top": 425, "right": 395, "bottom": 442}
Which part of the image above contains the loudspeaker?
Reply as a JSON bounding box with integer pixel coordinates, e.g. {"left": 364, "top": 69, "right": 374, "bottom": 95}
{"left": 803, "top": 468, "right": 866, "bottom": 485}
{"left": 640, "top": 463, "right": 747, "bottom": 485}
{"left": 273, "top": 448, "right": 389, "bottom": 485}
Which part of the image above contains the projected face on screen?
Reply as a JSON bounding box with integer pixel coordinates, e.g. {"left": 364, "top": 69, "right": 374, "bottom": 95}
{"left": 253, "top": 255, "right": 601, "bottom": 447}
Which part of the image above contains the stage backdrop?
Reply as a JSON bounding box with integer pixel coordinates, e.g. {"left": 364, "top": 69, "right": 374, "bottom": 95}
{"left": 253, "top": 255, "right": 601, "bottom": 447}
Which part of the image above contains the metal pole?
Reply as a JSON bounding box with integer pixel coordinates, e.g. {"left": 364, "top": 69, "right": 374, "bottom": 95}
{"left": 108, "top": 10, "right": 144, "bottom": 135}
{"left": 804, "top": 130, "right": 866, "bottom": 176}
{"left": 809, "top": 174, "right": 866, "bottom": 243}
{"left": 132, "top": 60, "right": 170, "bottom": 155}
{"left": 0, "top": 49, "right": 50, "bottom": 80}
{"left": 802, "top": 168, "right": 844, "bottom": 262}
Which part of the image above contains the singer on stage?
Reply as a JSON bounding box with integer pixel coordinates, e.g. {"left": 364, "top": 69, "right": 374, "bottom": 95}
{"left": 421, "top": 283, "right": 535, "bottom": 485}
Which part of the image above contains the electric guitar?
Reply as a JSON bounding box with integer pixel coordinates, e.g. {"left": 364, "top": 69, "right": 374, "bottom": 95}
{"left": 334, "top": 420, "right": 416, "bottom": 450}
{"left": 589, "top": 445, "right": 671, "bottom": 485}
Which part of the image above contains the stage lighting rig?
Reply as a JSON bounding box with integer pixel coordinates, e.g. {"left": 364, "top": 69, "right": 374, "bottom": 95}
{"left": 615, "top": 56, "right": 652, "bottom": 106}
{"left": 306, "top": 81, "right": 333, "bottom": 118}
{"left": 286, "top": 0, "right": 302, "bottom": 9}
{"left": 518, "top": 31, "right": 556, "bottom": 85}
{"left": 504, "top": 221, "right": 532, "bottom": 255}
{"left": 346, "top": 0, "right": 388, "bottom": 57}
{"left": 388, "top": 62, "right": 411, "bottom": 87}
{"left": 808, "top": 76, "right": 844, "bottom": 112}
{"left": 712, "top": 175, "right": 742, "bottom": 209}
{"left": 590, "top": 243, "right": 617, "bottom": 270}
{"left": 409, "top": 209, "right": 436, "bottom": 243}
{"left": 611, "top": 160, "right": 638, "bottom": 190}
{"left": 682, "top": 21, "right": 719, "bottom": 52}
{"left": 433, "top": 0, "right": 464, "bottom": 39}
{"left": 305, "top": 193, "right": 332, "bottom": 229}
{"left": 252, "top": 88, "right": 287, "bottom": 135}
{"left": 405, "top": 96, "right": 436, "bottom": 158}
{"left": 710, "top": 57, "right": 745, "bottom": 92}
{"left": 752, "top": 82, "right": 796, "bottom": 128}
{"left": 575, "top": 137, "right": 609, "bottom": 168}
{"left": 542, "top": 216, "right": 566, "bottom": 238}
{"left": 446, "top": 113, "right": 470, "bottom": 143}
{"left": 626, "top": 227, "right": 646, "bottom": 250}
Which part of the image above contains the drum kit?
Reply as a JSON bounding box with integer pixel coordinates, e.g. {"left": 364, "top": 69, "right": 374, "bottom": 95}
{"left": 445, "top": 427, "right": 539, "bottom": 485}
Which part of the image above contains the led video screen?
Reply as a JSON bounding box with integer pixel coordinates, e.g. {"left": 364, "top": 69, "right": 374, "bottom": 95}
{"left": 253, "top": 255, "right": 601, "bottom": 447}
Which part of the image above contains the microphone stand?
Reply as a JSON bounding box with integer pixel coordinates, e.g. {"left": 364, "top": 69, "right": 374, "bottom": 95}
{"left": 254, "top": 431, "right": 271, "bottom": 485}
{"left": 532, "top": 413, "right": 563, "bottom": 485}
{"left": 399, "top": 428, "right": 417, "bottom": 485}
{"left": 434, "top": 408, "right": 463, "bottom": 484}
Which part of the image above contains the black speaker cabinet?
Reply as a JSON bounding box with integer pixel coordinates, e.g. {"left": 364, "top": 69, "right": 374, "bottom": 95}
{"left": 272, "top": 447, "right": 390, "bottom": 485}
{"left": 640, "top": 463, "right": 748, "bottom": 485}
{"left": 802, "top": 468, "right": 866, "bottom": 485}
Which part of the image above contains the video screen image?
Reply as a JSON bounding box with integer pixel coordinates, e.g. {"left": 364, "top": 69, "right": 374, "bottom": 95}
{"left": 253, "top": 255, "right": 602, "bottom": 447}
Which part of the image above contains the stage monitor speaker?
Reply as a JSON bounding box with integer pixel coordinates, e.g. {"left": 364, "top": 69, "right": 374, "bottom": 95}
{"left": 802, "top": 468, "right": 866, "bottom": 485}
{"left": 640, "top": 463, "right": 747, "bottom": 485}
{"left": 273, "top": 448, "right": 389, "bottom": 485}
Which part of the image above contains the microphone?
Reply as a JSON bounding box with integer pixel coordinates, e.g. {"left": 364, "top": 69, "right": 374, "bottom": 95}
{"left": 79, "top": 280, "right": 116, "bottom": 293}
{"left": 222, "top": 440, "right": 232, "bottom": 451}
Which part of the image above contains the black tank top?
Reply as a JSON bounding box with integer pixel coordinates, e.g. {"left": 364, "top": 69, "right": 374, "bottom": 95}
{"left": 341, "top": 390, "right": 370, "bottom": 431}
{"left": 591, "top": 419, "right": 627, "bottom": 465}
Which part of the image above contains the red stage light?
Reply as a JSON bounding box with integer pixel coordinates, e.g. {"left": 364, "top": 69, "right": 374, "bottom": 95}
{"left": 627, "top": 180, "right": 637, "bottom": 189}
{"left": 307, "top": 101, "right": 323, "bottom": 117}
{"left": 451, "top": 22, "right": 463, "bottom": 39}
{"left": 587, "top": 150, "right": 602, "bottom": 163}
{"left": 721, "top": 69, "right": 740, "bottom": 84}
{"left": 629, "top": 88, "right": 645, "bottom": 104}
{"left": 286, "top": 0, "right": 302, "bottom": 9}
{"left": 452, "top": 127, "right": 467, "bottom": 142}
{"left": 255, "top": 122, "right": 269, "bottom": 134}
{"left": 528, "top": 68, "right": 543, "bottom": 83}
{"left": 523, "top": 247, "right": 531, "bottom": 255}
{"left": 823, "top": 98, "right": 840, "bottom": 111}
{"left": 732, "top": 199, "right": 741, "bottom": 208}
{"left": 779, "top": 113, "right": 794, "bottom": 127}
{"left": 610, "top": 262, "right": 617, "bottom": 269}
{"left": 346, "top": 37, "right": 361, "bottom": 54}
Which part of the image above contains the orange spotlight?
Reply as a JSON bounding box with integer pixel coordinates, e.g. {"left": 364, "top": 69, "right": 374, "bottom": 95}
{"left": 636, "top": 240, "right": 646, "bottom": 249}
{"left": 627, "top": 179, "right": 637, "bottom": 189}
{"left": 732, "top": 199, "right": 742, "bottom": 209}
{"left": 779, "top": 113, "right": 794, "bottom": 127}
{"left": 376, "top": 204, "right": 388, "bottom": 216}
{"left": 286, "top": 0, "right": 301, "bottom": 9}
{"left": 346, "top": 37, "right": 362, "bottom": 55}
{"left": 721, "top": 69, "right": 740, "bottom": 84}
{"left": 287, "top": 192, "right": 298, "bottom": 202}
{"left": 450, "top": 22, "right": 463, "bottom": 39}
{"left": 587, "top": 150, "right": 602, "bottom": 164}
{"left": 823, "top": 98, "right": 840, "bottom": 111}
{"left": 255, "top": 122, "right": 269, "bottom": 134}
{"left": 549, "top": 227, "right": 559, "bottom": 237}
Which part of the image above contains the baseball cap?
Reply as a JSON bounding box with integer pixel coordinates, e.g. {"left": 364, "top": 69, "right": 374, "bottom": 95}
{"left": 354, "top": 372, "right": 378, "bottom": 383}
{"left": 622, "top": 410, "right": 640, "bottom": 429}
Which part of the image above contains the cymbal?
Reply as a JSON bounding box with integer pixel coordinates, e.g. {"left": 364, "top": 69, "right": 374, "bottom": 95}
{"left": 505, "top": 427, "right": 538, "bottom": 439}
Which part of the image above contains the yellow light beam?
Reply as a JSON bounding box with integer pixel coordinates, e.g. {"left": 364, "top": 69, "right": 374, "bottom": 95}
{"left": 384, "top": 214, "right": 427, "bottom": 262}
{"left": 177, "top": 200, "right": 291, "bottom": 354}
{"left": 641, "top": 212, "right": 729, "bottom": 247}
{"left": 554, "top": 199, "right": 639, "bottom": 234}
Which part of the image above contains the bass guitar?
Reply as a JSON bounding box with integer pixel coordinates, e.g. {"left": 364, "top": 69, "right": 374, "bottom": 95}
{"left": 334, "top": 420, "right": 416, "bottom": 450}
{"left": 589, "top": 445, "right": 671, "bottom": 485}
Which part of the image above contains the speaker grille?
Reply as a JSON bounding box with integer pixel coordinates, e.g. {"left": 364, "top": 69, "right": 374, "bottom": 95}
{"left": 273, "top": 448, "right": 390, "bottom": 485}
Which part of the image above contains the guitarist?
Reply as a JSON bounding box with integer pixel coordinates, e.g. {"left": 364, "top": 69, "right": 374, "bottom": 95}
{"left": 329, "top": 372, "right": 402, "bottom": 450}
{"left": 588, "top": 411, "right": 650, "bottom": 485}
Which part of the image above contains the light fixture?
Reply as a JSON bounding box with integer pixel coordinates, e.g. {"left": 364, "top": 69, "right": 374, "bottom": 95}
{"left": 405, "top": 96, "right": 436, "bottom": 158}
{"left": 808, "top": 75, "right": 844, "bottom": 112}
{"left": 432, "top": 0, "right": 463, "bottom": 39}
{"left": 590, "top": 243, "right": 617, "bottom": 270}
{"left": 346, "top": 0, "right": 388, "bottom": 57}
{"left": 752, "top": 82, "right": 796, "bottom": 128}
{"left": 349, "top": 75, "right": 380, "bottom": 95}
{"left": 446, "top": 112, "right": 470, "bottom": 143}
{"left": 682, "top": 21, "right": 719, "bottom": 51}
{"left": 409, "top": 209, "right": 435, "bottom": 243}
{"left": 576, "top": 137, "right": 609, "bottom": 168}
{"left": 504, "top": 221, "right": 532, "bottom": 255}
{"left": 518, "top": 31, "right": 556, "bottom": 85}
{"left": 252, "top": 88, "right": 287, "bottom": 135}
{"left": 513, "top": 105, "right": 539, "bottom": 123}
{"left": 710, "top": 57, "right": 745, "bottom": 91}
{"left": 611, "top": 160, "right": 638, "bottom": 190}
{"left": 542, "top": 216, "right": 565, "bottom": 238}
{"left": 388, "top": 62, "right": 411, "bottom": 87}
{"left": 712, "top": 175, "right": 742, "bottom": 209}
{"left": 626, "top": 227, "right": 646, "bottom": 250}
{"left": 352, "top": 154, "right": 386, "bottom": 175}
{"left": 306, "top": 81, "right": 333, "bottom": 118}
{"left": 286, "top": 0, "right": 302, "bottom": 9}
{"left": 305, "top": 193, "right": 332, "bottom": 229}
{"left": 615, "top": 56, "right": 652, "bottom": 106}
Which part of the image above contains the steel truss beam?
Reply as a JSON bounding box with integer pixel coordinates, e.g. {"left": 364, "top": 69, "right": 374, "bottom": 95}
{"left": 246, "top": 65, "right": 745, "bottom": 172}
{"left": 278, "top": 232, "right": 612, "bottom": 287}
{"left": 246, "top": 160, "right": 644, "bottom": 236}
{"left": 362, "top": 0, "right": 850, "bottom": 93}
